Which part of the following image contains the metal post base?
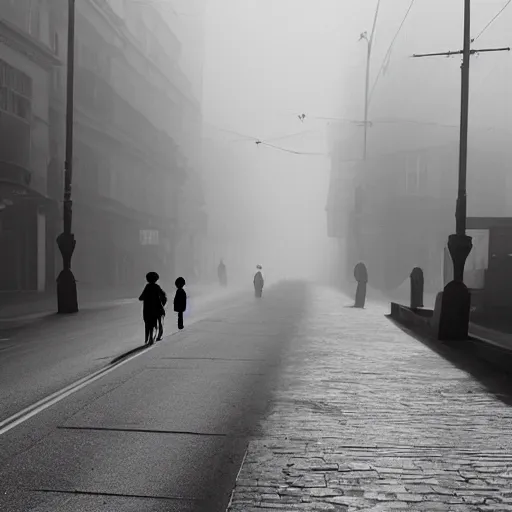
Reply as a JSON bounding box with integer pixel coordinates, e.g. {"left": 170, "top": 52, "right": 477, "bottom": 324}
{"left": 56, "top": 232, "right": 78, "bottom": 314}
{"left": 56, "top": 268, "right": 78, "bottom": 314}
{"left": 438, "top": 280, "right": 471, "bottom": 341}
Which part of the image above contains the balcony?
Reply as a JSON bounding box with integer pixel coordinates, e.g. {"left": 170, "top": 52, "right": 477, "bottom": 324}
{"left": 0, "top": 160, "right": 31, "bottom": 187}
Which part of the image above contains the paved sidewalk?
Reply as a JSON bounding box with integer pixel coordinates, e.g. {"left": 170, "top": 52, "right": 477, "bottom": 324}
{"left": 228, "top": 287, "right": 512, "bottom": 511}
{"left": 344, "top": 281, "right": 512, "bottom": 355}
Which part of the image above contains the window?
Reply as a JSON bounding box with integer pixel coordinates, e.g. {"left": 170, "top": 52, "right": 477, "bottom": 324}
{"left": 28, "top": 0, "right": 41, "bottom": 40}
{"left": 0, "top": 60, "right": 32, "bottom": 121}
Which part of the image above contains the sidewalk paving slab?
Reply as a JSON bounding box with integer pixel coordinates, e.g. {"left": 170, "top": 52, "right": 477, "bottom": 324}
{"left": 227, "top": 287, "right": 512, "bottom": 512}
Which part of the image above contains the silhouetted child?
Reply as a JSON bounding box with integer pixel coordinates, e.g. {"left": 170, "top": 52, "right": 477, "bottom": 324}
{"left": 139, "top": 271, "right": 167, "bottom": 345}
{"left": 174, "top": 277, "right": 187, "bottom": 330}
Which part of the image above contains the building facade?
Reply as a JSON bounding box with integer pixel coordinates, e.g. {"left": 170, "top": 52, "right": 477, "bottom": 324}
{"left": 0, "top": 0, "right": 58, "bottom": 291}
{"left": 326, "top": 119, "right": 512, "bottom": 294}
{"left": 0, "top": 0, "right": 207, "bottom": 293}
{"left": 45, "top": 0, "right": 205, "bottom": 291}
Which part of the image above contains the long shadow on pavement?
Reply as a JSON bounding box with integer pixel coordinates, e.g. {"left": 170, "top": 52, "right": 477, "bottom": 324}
{"left": 195, "top": 279, "right": 310, "bottom": 512}
{"left": 388, "top": 316, "right": 512, "bottom": 408}
{"left": 110, "top": 344, "right": 149, "bottom": 365}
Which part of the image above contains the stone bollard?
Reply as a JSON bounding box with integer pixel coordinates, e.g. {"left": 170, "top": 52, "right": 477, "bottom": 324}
{"left": 354, "top": 262, "right": 368, "bottom": 309}
{"left": 410, "top": 267, "right": 424, "bottom": 310}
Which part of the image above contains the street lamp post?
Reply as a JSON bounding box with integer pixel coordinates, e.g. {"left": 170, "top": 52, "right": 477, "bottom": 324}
{"left": 413, "top": 0, "right": 509, "bottom": 340}
{"left": 56, "top": 0, "right": 78, "bottom": 313}
{"left": 441, "top": 0, "right": 474, "bottom": 340}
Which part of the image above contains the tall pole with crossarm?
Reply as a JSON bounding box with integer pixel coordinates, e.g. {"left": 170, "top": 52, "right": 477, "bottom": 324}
{"left": 413, "top": 0, "right": 509, "bottom": 340}
{"left": 56, "top": 0, "right": 78, "bottom": 313}
{"left": 360, "top": 0, "right": 381, "bottom": 161}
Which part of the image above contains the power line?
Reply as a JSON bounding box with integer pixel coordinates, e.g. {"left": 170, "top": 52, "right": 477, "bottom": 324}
{"left": 266, "top": 129, "right": 320, "bottom": 143}
{"left": 232, "top": 129, "right": 321, "bottom": 144}
{"left": 257, "top": 141, "right": 327, "bottom": 156}
{"left": 472, "top": 0, "right": 512, "bottom": 42}
{"left": 204, "top": 123, "right": 327, "bottom": 156}
{"left": 368, "top": 0, "right": 417, "bottom": 105}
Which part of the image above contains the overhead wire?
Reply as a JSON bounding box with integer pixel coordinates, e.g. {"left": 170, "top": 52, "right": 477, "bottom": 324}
{"left": 368, "top": 0, "right": 417, "bottom": 105}
{"left": 230, "top": 129, "right": 321, "bottom": 143}
{"left": 204, "top": 123, "right": 327, "bottom": 156}
{"left": 257, "top": 141, "right": 327, "bottom": 156}
{"left": 472, "top": 0, "right": 512, "bottom": 42}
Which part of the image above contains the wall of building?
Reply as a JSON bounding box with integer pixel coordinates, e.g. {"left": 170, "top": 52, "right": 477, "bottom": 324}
{"left": 46, "top": 0, "right": 192, "bottom": 289}
{"left": 0, "top": 1, "right": 56, "bottom": 291}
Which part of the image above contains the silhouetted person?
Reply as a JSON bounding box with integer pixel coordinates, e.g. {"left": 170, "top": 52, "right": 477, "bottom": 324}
{"left": 410, "top": 267, "right": 424, "bottom": 310}
{"left": 254, "top": 265, "right": 264, "bottom": 298}
{"left": 139, "top": 271, "right": 167, "bottom": 345}
{"left": 157, "top": 291, "right": 168, "bottom": 340}
{"left": 174, "top": 276, "right": 187, "bottom": 330}
{"left": 354, "top": 262, "right": 368, "bottom": 308}
{"left": 218, "top": 259, "right": 227, "bottom": 287}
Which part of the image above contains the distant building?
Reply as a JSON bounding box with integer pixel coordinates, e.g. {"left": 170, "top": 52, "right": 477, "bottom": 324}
{"left": 326, "top": 120, "right": 511, "bottom": 293}
{"left": 0, "top": 1, "right": 59, "bottom": 291}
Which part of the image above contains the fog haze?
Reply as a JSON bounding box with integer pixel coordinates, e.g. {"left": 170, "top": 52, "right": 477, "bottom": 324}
{"left": 198, "top": 0, "right": 511, "bottom": 286}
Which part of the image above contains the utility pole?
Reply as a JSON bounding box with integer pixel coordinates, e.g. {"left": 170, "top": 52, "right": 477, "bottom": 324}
{"left": 353, "top": 0, "right": 381, "bottom": 266}
{"left": 413, "top": 0, "right": 509, "bottom": 340}
{"left": 360, "top": 0, "right": 381, "bottom": 160}
{"left": 56, "top": 0, "right": 78, "bottom": 314}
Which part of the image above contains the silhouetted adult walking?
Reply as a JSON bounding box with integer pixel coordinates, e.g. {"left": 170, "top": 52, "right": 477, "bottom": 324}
{"left": 254, "top": 265, "right": 264, "bottom": 298}
{"left": 354, "top": 262, "right": 368, "bottom": 308}
{"left": 218, "top": 259, "right": 227, "bottom": 287}
{"left": 139, "top": 271, "right": 167, "bottom": 345}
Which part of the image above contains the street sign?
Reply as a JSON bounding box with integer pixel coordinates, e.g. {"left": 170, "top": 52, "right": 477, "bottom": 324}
{"left": 139, "top": 229, "right": 159, "bottom": 246}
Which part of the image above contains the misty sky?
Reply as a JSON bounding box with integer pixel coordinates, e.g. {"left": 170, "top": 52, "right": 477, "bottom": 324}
{"left": 198, "top": 0, "right": 512, "bottom": 280}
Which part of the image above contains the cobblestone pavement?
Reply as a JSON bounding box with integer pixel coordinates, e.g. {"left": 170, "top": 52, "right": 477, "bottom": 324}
{"left": 227, "top": 286, "right": 512, "bottom": 512}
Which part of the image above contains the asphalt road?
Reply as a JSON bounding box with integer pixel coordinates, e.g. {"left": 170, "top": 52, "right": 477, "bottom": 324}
{"left": 0, "top": 286, "right": 246, "bottom": 422}
{"left": 0, "top": 281, "right": 309, "bottom": 512}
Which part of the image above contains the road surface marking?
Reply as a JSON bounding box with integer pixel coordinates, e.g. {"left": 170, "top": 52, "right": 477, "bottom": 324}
{"left": 0, "top": 295, "right": 251, "bottom": 438}
{"left": 0, "top": 346, "right": 153, "bottom": 437}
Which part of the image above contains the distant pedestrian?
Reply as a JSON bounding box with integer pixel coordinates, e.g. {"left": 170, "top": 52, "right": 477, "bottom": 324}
{"left": 174, "top": 276, "right": 187, "bottom": 330}
{"left": 254, "top": 265, "right": 264, "bottom": 298}
{"left": 410, "top": 267, "right": 424, "bottom": 310}
{"left": 139, "top": 271, "right": 167, "bottom": 345}
{"left": 354, "top": 262, "right": 368, "bottom": 308}
{"left": 218, "top": 259, "right": 227, "bottom": 287}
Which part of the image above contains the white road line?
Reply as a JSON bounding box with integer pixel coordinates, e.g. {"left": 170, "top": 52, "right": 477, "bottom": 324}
{"left": 0, "top": 291, "right": 251, "bottom": 437}
{"left": 0, "top": 346, "right": 152, "bottom": 437}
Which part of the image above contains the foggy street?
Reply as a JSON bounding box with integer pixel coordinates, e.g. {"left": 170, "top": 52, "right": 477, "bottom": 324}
{"left": 2, "top": 0, "right": 512, "bottom": 510}
{"left": 3, "top": 283, "right": 512, "bottom": 511}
